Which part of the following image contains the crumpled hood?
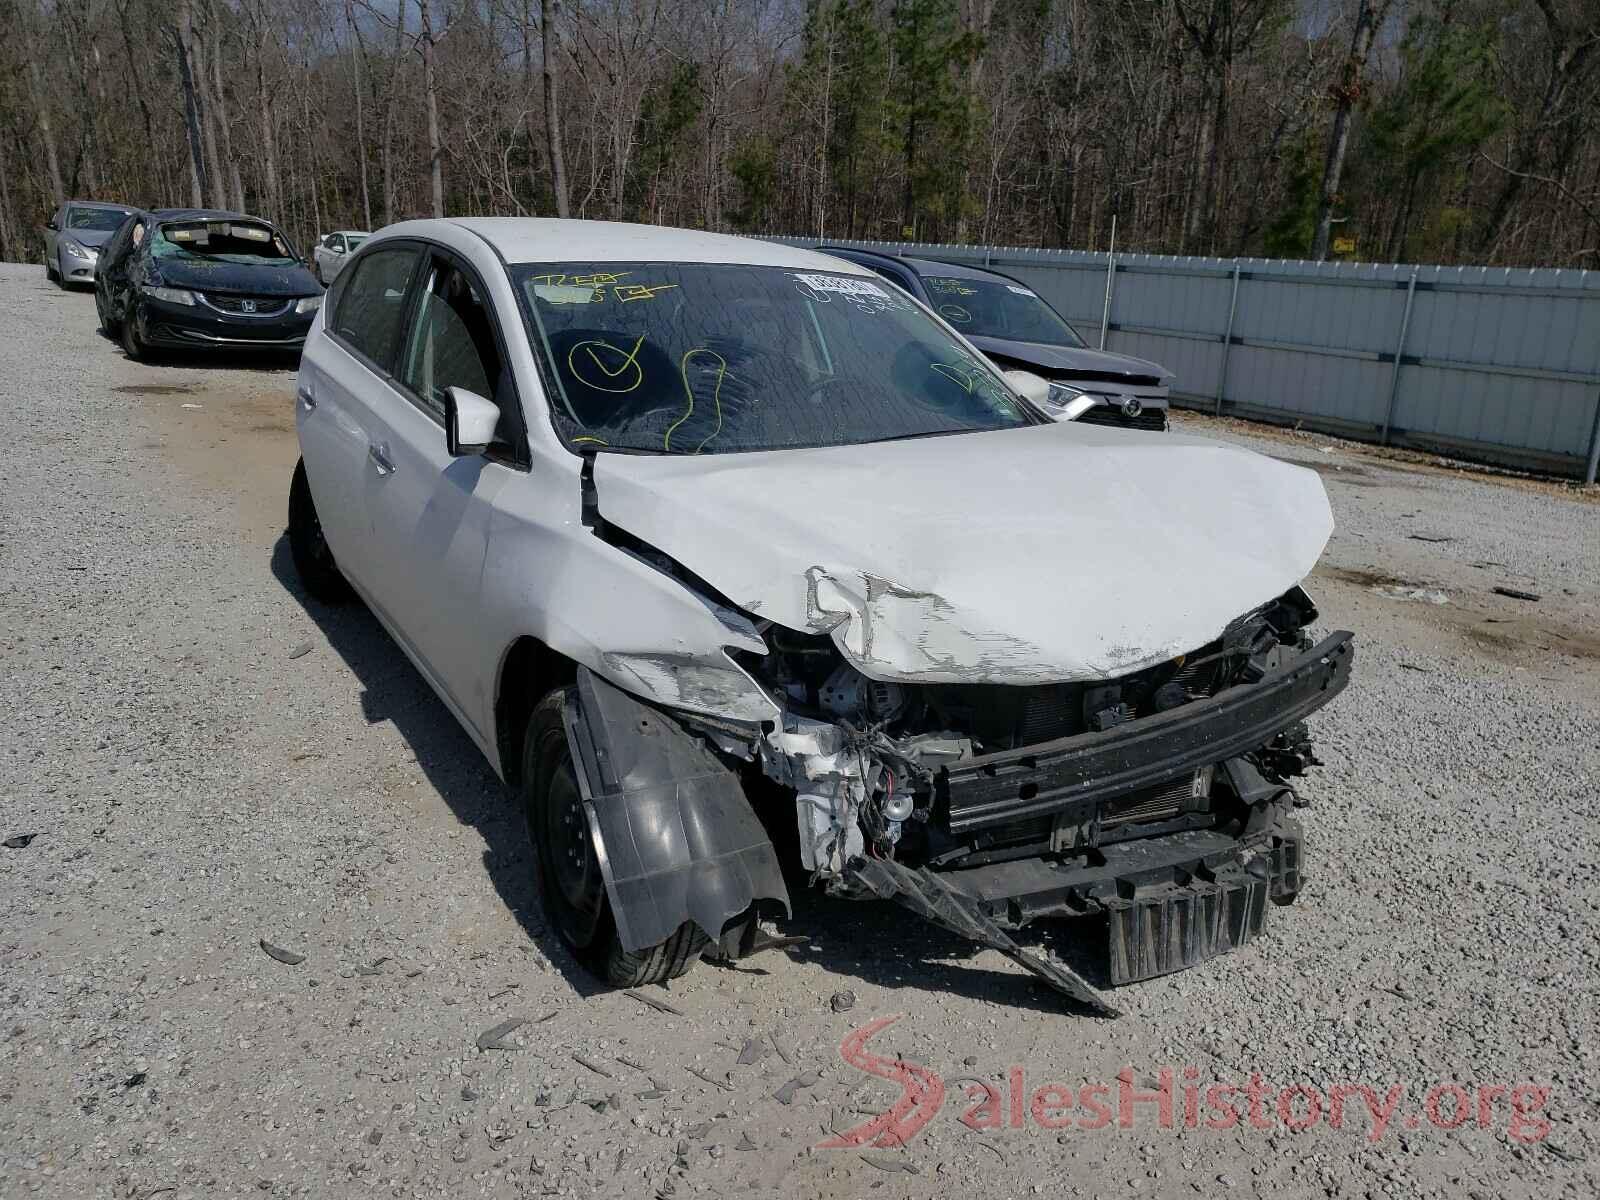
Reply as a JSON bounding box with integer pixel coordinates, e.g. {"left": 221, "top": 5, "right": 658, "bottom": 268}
{"left": 967, "top": 336, "right": 1174, "bottom": 386}
{"left": 152, "top": 259, "right": 320, "bottom": 297}
{"left": 592, "top": 422, "right": 1334, "bottom": 684}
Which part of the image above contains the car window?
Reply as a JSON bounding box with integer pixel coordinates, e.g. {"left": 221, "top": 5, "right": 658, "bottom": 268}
{"left": 346, "top": 235, "right": 368, "bottom": 252}
{"left": 332, "top": 247, "right": 419, "bottom": 371}
{"left": 67, "top": 207, "right": 133, "bottom": 232}
{"left": 330, "top": 235, "right": 345, "bottom": 253}
{"left": 922, "top": 275, "right": 1086, "bottom": 347}
{"left": 517, "top": 262, "right": 1031, "bottom": 455}
{"left": 151, "top": 220, "right": 296, "bottom": 266}
{"left": 399, "top": 260, "right": 503, "bottom": 422}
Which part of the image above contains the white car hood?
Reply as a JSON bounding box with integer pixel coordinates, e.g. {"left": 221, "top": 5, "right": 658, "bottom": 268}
{"left": 591, "top": 422, "right": 1333, "bottom": 684}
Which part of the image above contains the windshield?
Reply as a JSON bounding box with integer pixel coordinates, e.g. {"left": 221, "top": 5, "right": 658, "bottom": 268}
{"left": 924, "top": 275, "right": 1086, "bottom": 347}
{"left": 151, "top": 220, "right": 297, "bottom": 266}
{"left": 66, "top": 207, "right": 132, "bottom": 232}
{"left": 516, "top": 263, "right": 1032, "bottom": 455}
{"left": 346, "top": 234, "right": 368, "bottom": 250}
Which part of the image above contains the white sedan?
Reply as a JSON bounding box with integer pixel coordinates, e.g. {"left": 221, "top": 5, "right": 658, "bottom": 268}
{"left": 311, "top": 229, "right": 369, "bottom": 286}
{"left": 288, "top": 219, "right": 1349, "bottom": 1004}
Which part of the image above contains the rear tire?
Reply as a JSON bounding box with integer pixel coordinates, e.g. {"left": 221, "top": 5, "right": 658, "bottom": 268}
{"left": 287, "top": 459, "right": 351, "bottom": 603}
{"left": 522, "top": 688, "right": 706, "bottom": 987}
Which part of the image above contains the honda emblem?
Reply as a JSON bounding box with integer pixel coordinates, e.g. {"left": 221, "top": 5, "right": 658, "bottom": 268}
{"left": 240, "top": 299, "right": 258, "bottom": 314}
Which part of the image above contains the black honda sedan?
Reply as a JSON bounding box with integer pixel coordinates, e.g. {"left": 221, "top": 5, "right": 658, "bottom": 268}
{"left": 95, "top": 208, "right": 322, "bottom": 360}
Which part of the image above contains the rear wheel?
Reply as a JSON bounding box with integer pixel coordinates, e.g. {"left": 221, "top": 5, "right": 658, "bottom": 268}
{"left": 287, "top": 459, "right": 351, "bottom": 603}
{"left": 522, "top": 688, "right": 706, "bottom": 986}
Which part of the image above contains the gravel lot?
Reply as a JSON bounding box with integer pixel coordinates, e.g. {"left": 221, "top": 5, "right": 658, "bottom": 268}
{"left": 2, "top": 259, "right": 1597, "bottom": 1200}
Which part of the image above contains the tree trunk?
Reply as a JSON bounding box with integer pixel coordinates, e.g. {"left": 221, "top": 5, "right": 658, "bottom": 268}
{"left": 188, "top": 9, "right": 227, "bottom": 209}
{"left": 208, "top": 12, "right": 245, "bottom": 211}
{"left": 254, "top": 1, "right": 281, "bottom": 221}
{"left": 1311, "top": 0, "right": 1388, "bottom": 260}
{"left": 25, "top": 57, "right": 65, "bottom": 206}
{"left": 174, "top": 0, "right": 209, "bottom": 208}
{"left": 420, "top": 0, "right": 445, "bottom": 218}
{"left": 540, "top": 0, "right": 569, "bottom": 217}
{"left": 349, "top": 1, "right": 372, "bottom": 228}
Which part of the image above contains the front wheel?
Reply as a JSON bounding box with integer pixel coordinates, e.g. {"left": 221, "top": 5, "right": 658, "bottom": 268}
{"left": 120, "top": 304, "right": 146, "bottom": 360}
{"left": 45, "top": 254, "right": 59, "bottom": 283}
{"left": 287, "top": 459, "right": 351, "bottom": 603}
{"left": 522, "top": 688, "right": 706, "bottom": 986}
{"left": 96, "top": 288, "right": 120, "bottom": 336}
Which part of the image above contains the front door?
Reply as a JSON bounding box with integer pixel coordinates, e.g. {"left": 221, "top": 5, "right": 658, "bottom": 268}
{"left": 354, "top": 249, "right": 524, "bottom": 749}
{"left": 296, "top": 243, "right": 423, "bottom": 596}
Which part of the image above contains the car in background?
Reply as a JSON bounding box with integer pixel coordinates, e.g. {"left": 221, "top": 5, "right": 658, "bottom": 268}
{"left": 285, "top": 218, "right": 1349, "bottom": 1005}
{"left": 43, "top": 200, "right": 137, "bottom": 287}
{"left": 313, "top": 230, "right": 370, "bottom": 286}
{"left": 95, "top": 208, "right": 322, "bottom": 361}
{"left": 819, "top": 246, "right": 1174, "bottom": 432}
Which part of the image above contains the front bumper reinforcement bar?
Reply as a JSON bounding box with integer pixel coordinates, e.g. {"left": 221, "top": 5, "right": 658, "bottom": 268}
{"left": 940, "top": 632, "right": 1354, "bottom": 834}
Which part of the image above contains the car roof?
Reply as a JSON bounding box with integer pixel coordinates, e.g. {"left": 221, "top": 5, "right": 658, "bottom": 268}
{"left": 64, "top": 199, "right": 135, "bottom": 211}
{"left": 900, "top": 256, "right": 1014, "bottom": 283}
{"left": 818, "top": 245, "right": 1023, "bottom": 287}
{"left": 405, "top": 218, "right": 876, "bottom": 273}
{"left": 149, "top": 208, "right": 265, "bottom": 222}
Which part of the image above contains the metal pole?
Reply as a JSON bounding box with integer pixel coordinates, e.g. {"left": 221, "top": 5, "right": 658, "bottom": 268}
{"left": 1380, "top": 271, "right": 1418, "bottom": 446}
{"left": 1099, "top": 215, "right": 1116, "bottom": 350}
{"left": 1583, "top": 382, "right": 1600, "bottom": 485}
{"left": 1215, "top": 261, "right": 1242, "bottom": 416}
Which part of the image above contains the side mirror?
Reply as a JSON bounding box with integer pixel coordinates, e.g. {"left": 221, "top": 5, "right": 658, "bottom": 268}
{"left": 444, "top": 386, "right": 500, "bottom": 456}
{"left": 45, "top": 220, "right": 58, "bottom": 231}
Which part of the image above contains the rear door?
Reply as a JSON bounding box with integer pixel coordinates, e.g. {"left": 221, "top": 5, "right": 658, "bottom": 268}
{"left": 296, "top": 243, "right": 423, "bottom": 595}
{"left": 353, "top": 246, "right": 527, "bottom": 744}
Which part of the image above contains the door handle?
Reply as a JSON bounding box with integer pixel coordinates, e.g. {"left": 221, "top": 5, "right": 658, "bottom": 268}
{"left": 296, "top": 385, "right": 316, "bottom": 410}
{"left": 368, "top": 442, "right": 396, "bottom": 476}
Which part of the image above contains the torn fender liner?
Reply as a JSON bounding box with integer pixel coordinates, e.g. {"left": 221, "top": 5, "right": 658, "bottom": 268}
{"left": 564, "top": 668, "right": 790, "bottom": 952}
{"left": 846, "top": 855, "right": 1118, "bottom": 1017}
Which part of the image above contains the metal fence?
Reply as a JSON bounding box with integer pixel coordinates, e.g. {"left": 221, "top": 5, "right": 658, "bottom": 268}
{"left": 763, "top": 235, "right": 1600, "bottom": 483}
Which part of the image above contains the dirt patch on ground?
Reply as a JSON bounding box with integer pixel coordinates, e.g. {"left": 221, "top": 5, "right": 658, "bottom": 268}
{"left": 112, "top": 383, "right": 196, "bottom": 396}
{"left": 1273, "top": 456, "right": 1386, "bottom": 488}
{"left": 1174, "top": 410, "right": 1600, "bottom": 505}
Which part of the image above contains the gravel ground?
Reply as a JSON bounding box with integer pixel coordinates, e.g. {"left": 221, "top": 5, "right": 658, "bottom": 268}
{"left": 2, "top": 260, "right": 1597, "bottom": 1199}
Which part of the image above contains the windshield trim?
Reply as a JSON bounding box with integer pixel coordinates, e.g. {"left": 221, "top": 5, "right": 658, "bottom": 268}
{"left": 509, "top": 259, "right": 1043, "bottom": 459}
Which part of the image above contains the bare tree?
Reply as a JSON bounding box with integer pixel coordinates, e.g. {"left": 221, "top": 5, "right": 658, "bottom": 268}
{"left": 1311, "top": 0, "right": 1393, "bottom": 260}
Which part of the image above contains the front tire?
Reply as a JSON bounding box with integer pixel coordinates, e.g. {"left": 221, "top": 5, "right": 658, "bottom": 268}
{"left": 96, "top": 289, "right": 120, "bottom": 336}
{"left": 522, "top": 688, "right": 706, "bottom": 986}
{"left": 287, "top": 459, "right": 351, "bottom": 603}
{"left": 45, "top": 254, "right": 59, "bottom": 283}
{"left": 120, "top": 304, "right": 146, "bottom": 360}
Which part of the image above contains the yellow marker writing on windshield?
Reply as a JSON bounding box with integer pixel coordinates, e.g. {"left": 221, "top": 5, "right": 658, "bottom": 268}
{"left": 664, "top": 348, "right": 729, "bottom": 453}
{"left": 568, "top": 335, "right": 646, "bottom": 393}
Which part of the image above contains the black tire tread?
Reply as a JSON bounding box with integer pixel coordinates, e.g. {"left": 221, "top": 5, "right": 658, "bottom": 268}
{"left": 524, "top": 688, "right": 706, "bottom": 988}
{"left": 287, "top": 459, "right": 351, "bottom": 603}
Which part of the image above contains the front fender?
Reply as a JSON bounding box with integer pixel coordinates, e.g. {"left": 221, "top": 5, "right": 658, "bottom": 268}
{"left": 563, "top": 667, "right": 790, "bottom": 952}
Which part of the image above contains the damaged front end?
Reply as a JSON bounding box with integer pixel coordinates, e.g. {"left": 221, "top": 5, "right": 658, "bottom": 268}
{"left": 703, "top": 585, "right": 1351, "bottom": 1009}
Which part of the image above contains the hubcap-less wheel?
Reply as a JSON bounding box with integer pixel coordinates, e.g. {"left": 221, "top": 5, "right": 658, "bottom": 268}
{"left": 533, "top": 725, "right": 606, "bottom": 949}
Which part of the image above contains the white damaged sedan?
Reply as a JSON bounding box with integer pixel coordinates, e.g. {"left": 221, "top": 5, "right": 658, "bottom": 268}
{"left": 288, "top": 219, "right": 1353, "bottom": 1010}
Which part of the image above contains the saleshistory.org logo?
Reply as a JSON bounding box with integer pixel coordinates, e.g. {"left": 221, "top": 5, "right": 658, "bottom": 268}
{"left": 818, "top": 1016, "right": 1553, "bottom": 1149}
